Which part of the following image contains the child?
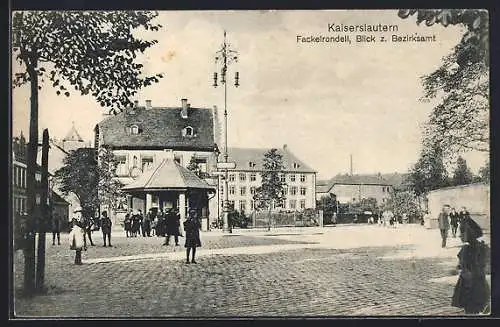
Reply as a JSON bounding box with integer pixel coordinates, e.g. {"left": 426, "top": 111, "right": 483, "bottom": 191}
{"left": 451, "top": 216, "right": 490, "bottom": 314}
{"left": 69, "top": 218, "right": 86, "bottom": 265}
{"left": 184, "top": 209, "right": 201, "bottom": 264}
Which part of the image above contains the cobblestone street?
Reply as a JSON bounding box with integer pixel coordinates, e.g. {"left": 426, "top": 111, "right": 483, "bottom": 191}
{"left": 13, "top": 225, "right": 489, "bottom": 317}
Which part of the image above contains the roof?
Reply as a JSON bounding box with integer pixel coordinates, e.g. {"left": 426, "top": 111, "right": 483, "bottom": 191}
{"left": 63, "top": 123, "right": 84, "bottom": 142}
{"left": 51, "top": 190, "right": 70, "bottom": 205}
{"left": 380, "top": 173, "right": 410, "bottom": 189}
{"left": 227, "top": 147, "right": 316, "bottom": 173}
{"left": 316, "top": 174, "right": 393, "bottom": 193}
{"left": 98, "top": 106, "right": 215, "bottom": 150}
{"left": 122, "top": 158, "right": 216, "bottom": 191}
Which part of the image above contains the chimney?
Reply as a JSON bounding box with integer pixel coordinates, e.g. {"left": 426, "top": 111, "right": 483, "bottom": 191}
{"left": 283, "top": 144, "right": 288, "bottom": 151}
{"left": 181, "top": 98, "right": 188, "bottom": 118}
{"left": 134, "top": 100, "right": 139, "bottom": 108}
{"left": 350, "top": 154, "right": 353, "bottom": 176}
{"left": 145, "top": 100, "right": 152, "bottom": 109}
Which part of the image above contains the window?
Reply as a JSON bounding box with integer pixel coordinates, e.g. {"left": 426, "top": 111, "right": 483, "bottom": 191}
{"left": 21, "top": 198, "right": 26, "bottom": 212}
{"left": 248, "top": 161, "right": 256, "bottom": 168}
{"left": 21, "top": 168, "right": 26, "bottom": 188}
{"left": 280, "top": 174, "right": 286, "bottom": 183}
{"left": 228, "top": 174, "right": 235, "bottom": 182}
{"left": 183, "top": 126, "right": 194, "bottom": 137}
{"left": 141, "top": 156, "right": 154, "bottom": 172}
{"left": 239, "top": 200, "right": 247, "bottom": 212}
{"left": 283, "top": 187, "right": 288, "bottom": 195}
{"left": 300, "top": 187, "right": 307, "bottom": 195}
{"left": 239, "top": 173, "right": 246, "bottom": 182}
{"left": 289, "top": 200, "right": 297, "bottom": 209}
{"left": 192, "top": 157, "right": 208, "bottom": 174}
{"left": 13, "top": 166, "right": 17, "bottom": 187}
{"left": 131, "top": 125, "right": 140, "bottom": 135}
{"left": 250, "top": 186, "right": 256, "bottom": 195}
{"left": 229, "top": 186, "right": 235, "bottom": 195}
{"left": 132, "top": 155, "right": 138, "bottom": 167}
{"left": 290, "top": 186, "right": 297, "bottom": 196}
{"left": 250, "top": 200, "right": 256, "bottom": 211}
{"left": 250, "top": 173, "right": 257, "bottom": 182}
{"left": 300, "top": 174, "right": 306, "bottom": 182}
{"left": 228, "top": 200, "right": 235, "bottom": 210}
{"left": 240, "top": 187, "right": 246, "bottom": 196}
{"left": 115, "top": 156, "right": 127, "bottom": 176}
{"left": 290, "top": 174, "right": 296, "bottom": 182}
{"left": 300, "top": 199, "right": 306, "bottom": 209}
{"left": 293, "top": 162, "right": 300, "bottom": 169}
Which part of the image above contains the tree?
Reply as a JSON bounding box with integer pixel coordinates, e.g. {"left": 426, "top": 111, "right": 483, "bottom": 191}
{"left": 253, "top": 149, "right": 286, "bottom": 230}
{"left": 359, "top": 197, "right": 378, "bottom": 213}
{"left": 54, "top": 148, "right": 99, "bottom": 225}
{"left": 398, "top": 10, "right": 489, "bottom": 156}
{"left": 407, "top": 143, "right": 449, "bottom": 195}
{"left": 12, "top": 11, "right": 163, "bottom": 293}
{"left": 186, "top": 156, "right": 208, "bottom": 179}
{"left": 478, "top": 160, "right": 490, "bottom": 183}
{"left": 451, "top": 156, "right": 474, "bottom": 186}
{"left": 385, "top": 191, "right": 421, "bottom": 223}
{"left": 97, "top": 146, "right": 124, "bottom": 214}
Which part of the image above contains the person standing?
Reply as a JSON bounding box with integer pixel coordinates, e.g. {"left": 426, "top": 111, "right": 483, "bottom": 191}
{"left": 69, "top": 218, "right": 86, "bottom": 265}
{"left": 101, "top": 211, "right": 113, "bottom": 247}
{"left": 143, "top": 209, "right": 152, "bottom": 237}
{"left": 124, "top": 213, "right": 132, "bottom": 238}
{"left": 137, "top": 210, "right": 144, "bottom": 237}
{"left": 451, "top": 215, "right": 490, "bottom": 314}
{"left": 184, "top": 209, "right": 202, "bottom": 264}
{"left": 164, "top": 208, "right": 181, "bottom": 246}
{"left": 438, "top": 205, "right": 451, "bottom": 248}
{"left": 450, "top": 207, "right": 460, "bottom": 238}
{"left": 459, "top": 207, "right": 471, "bottom": 239}
{"left": 52, "top": 212, "right": 61, "bottom": 245}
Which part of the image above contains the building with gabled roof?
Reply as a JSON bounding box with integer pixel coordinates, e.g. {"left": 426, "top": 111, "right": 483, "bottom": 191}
{"left": 316, "top": 173, "right": 393, "bottom": 205}
{"left": 223, "top": 145, "right": 317, "bottom": 213}
{"left": 95, "top": 99, "right": 220, "bottom": 228}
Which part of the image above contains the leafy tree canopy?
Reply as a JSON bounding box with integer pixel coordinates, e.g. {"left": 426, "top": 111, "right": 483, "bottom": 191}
{"left": 398, "top": 9, "right": 489, "bottom": 156}
{"left": 253, "top": 149, "right": 286, "bottom": 210}
{"left": 54, "top": 148, "right": 99, "bottom": 220}
{"left": 451, "top": 156, "right": 474, "bottom": 186}
{"left": 12, "top": 11, "right": 164, "bottom": 114}
{"left": 407, "top": 143, "right": 449, "bottom": 195}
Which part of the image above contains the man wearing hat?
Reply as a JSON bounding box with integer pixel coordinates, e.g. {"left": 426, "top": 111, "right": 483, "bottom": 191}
{"left": 451, "top": 215, "right": 490, "bottom": 314}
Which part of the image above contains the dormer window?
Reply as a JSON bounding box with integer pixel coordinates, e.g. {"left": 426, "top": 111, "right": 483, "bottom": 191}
{"left": 129, "top": 125, "right": 140, "bottom": 135}
{"left": 248, "top": 161, "right": 256, "bottom": 168}
{"left": 293, "top": 162, "right": 300, "bottom": 169}
{"left": 182, "top": 126, "right": 194, "bottom": 137}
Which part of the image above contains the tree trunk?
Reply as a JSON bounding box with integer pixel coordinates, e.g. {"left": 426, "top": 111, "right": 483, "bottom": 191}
{"left": 36, "top": 129, "right": 49, "bottom": 292}
{"left": 24, "top": 61, "right": 38, "bottom": 295}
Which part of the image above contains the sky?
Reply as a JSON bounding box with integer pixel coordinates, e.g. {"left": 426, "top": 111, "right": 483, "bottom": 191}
{"left": 11, "top": 10, "right": 489, "bottom": 179}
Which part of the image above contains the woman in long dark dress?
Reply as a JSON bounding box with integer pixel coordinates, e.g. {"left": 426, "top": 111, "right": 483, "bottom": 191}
{"left": 184, "top": 209, "right": 201, "bottom": 264}
{"left": 451, "top": 215, "right": 490, "bottom": 314}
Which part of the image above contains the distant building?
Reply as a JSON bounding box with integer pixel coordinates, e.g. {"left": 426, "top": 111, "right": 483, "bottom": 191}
{"left": 12, "top": 133, "right": 69, "bottom": 222}
{"left": 225, "top": 145, "right": 317, "bottom": 214}
{"left": 316, "top": 174, "right": 393, "bottom": 205}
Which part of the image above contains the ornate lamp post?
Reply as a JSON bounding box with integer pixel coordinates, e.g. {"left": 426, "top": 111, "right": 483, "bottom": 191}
{"left": 213, "top": 31, "right": 239, "bottom": 233}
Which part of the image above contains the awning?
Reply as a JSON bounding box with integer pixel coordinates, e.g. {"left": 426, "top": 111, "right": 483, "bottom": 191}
{"left": 122, "top": 158, "right": 216, "bottom": 192}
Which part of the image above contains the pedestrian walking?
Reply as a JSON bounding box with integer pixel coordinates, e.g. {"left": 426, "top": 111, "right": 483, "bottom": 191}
{"left": 69, "top": 218, "right": 86, "bottom": 265}
{"left": 101, "top": 211, "right": 113, "bottom": 247}
{"left": 451, "top": 215, "right": 490, "bottom": 314}
{"left": 52, "top": 212, "right": 61, "bottom": 245}
{"left": 184, "top": 209, "right": 201, "bottom": 264}
{"left": 164, "top": 208, "right": 181, "bottom": 246}
{"left": 438, "top": 204, "right": 451, "bottom": 248}
{"left": 450, "top": 207, "right": 460, "bottom": 238}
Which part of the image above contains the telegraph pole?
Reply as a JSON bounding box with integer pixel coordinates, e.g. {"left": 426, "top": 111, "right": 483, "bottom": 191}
{"left": 213, "top": 31, "right": 239, "bottom": 233}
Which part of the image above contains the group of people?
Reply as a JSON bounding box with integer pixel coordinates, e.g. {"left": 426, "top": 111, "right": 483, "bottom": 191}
{"left": 68, "top": 207, "right": 203, "bottom": 265}
{"left": 123, "top": 208, "right": 183, "bottom": 243}
{"left": 435, "top": 205, "right": 490, "bottom": 314}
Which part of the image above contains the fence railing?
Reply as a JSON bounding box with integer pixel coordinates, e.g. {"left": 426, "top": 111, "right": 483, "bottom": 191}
{"left": 248, "top": 210, "right": 322, "bottom": 228}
